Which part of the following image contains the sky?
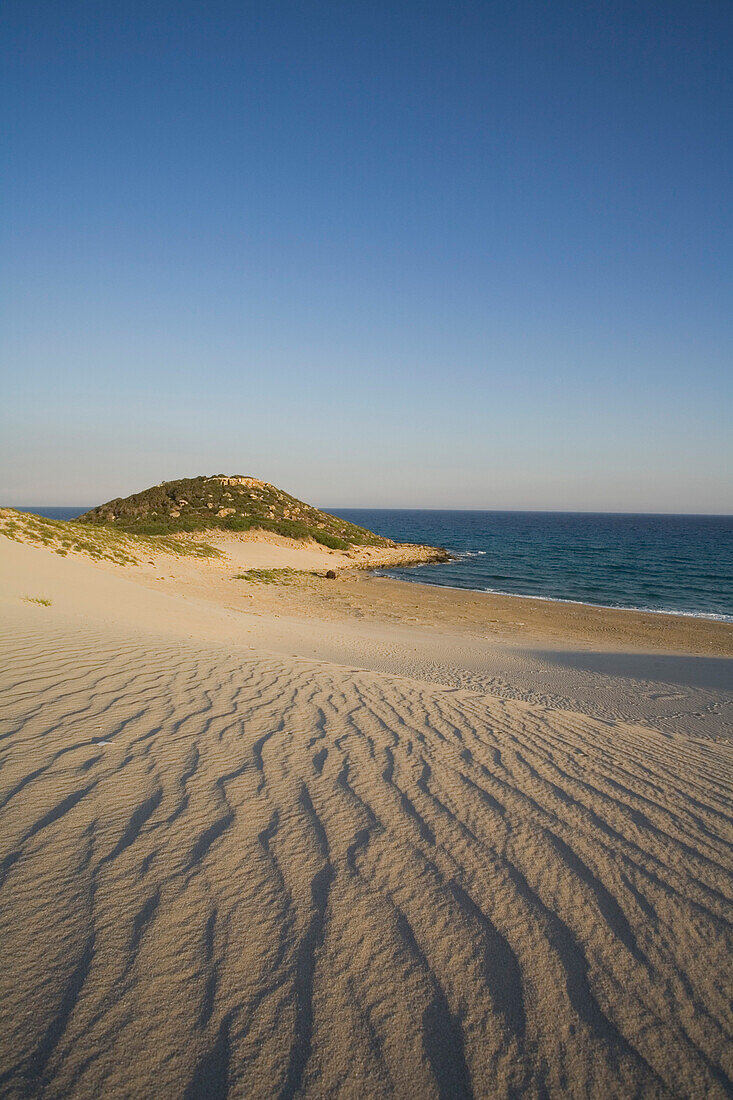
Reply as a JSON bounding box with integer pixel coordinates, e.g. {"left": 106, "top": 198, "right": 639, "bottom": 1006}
{"left": 2, "top": 1, "right": 731, "bottom": 511}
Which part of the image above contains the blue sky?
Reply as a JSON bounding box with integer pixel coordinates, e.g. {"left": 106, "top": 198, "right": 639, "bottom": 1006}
{"left": 2, "top": 1, "right": 731, "bottom": 510}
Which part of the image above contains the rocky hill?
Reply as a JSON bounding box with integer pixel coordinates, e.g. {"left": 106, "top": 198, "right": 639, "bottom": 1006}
{"left": 78, "top": 475, "right": 392, "bottom": 550}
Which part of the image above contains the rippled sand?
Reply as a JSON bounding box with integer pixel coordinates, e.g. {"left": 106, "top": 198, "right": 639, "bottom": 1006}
{"left": 0, "top": 540, "right": 732, "bottom": 1098}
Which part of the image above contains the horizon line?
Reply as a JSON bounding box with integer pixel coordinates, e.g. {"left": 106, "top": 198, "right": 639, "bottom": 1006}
{"left": 6, "top": 503, "right": 733, "bottom": 519}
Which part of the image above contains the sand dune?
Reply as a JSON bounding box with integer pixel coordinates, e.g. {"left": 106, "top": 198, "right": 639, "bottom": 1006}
{"left": 1, "top": 598, "right": 731, "bottom": 1097}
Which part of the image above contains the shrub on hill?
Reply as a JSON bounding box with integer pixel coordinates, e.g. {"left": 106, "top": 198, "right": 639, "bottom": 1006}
{"left": 77, "top": 475, "right": 389, "bottom": 549}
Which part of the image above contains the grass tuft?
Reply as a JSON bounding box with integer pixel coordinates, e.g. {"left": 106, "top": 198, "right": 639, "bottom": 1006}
{"left": 234, "top": 568, "right": 314, "bottom": 585}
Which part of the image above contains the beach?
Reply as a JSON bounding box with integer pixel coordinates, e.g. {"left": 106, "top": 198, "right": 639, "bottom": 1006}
{"left": 1, "top": 531, "right": 732, "bottom": 1098}
{"left": 6, "top": 0, "right": 732, "bottom": 1094}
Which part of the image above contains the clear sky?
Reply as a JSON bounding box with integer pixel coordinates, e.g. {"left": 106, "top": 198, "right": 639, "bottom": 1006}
{"left": 2, "top": 1, "right": 731, "bottom": 511}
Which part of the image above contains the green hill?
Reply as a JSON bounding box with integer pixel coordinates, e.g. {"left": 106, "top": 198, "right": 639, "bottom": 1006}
{"left": 78, "top": 475, "right": 392, "bottom": 550}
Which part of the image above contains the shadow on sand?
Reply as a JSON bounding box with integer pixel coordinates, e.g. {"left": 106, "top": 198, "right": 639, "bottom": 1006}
{"left": 530, "top": 650, "right": 733, "bottom": 692}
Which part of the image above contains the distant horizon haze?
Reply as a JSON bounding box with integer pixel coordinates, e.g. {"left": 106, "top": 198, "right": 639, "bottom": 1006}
{"left": 5, "top": 493, "right": 732, "bottom": 520}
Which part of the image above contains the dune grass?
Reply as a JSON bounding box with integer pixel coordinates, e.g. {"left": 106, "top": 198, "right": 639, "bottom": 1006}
{"left": 0, "top": 509, "right": 222, "bottom": 566}
{"left": 234, "top": 568, "right": 315, "bottom": 585}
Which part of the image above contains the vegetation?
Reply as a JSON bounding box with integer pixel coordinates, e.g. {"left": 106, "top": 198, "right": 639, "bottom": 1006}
{"left": 77, "top": 475, "right": 391, "bottom": 548}
{"left": 0, "top": 508, "right": 222, "bottom": 566}
{"left": 23, "top": 595, "right": 52, "bottom": 606}
{"left": 234, "top": 568, "right": 314, "bottom": 585}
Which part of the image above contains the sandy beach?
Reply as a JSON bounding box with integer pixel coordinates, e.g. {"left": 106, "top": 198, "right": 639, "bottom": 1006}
{"left": 6, "top": 0, "right": 732, "bottom": 1094}
{"left": 1, "top": 531, "right": 731, "bottom": 1098}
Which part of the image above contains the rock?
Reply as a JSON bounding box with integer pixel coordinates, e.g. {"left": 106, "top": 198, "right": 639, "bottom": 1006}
{"left": 325, "top": 570, "right": 337, "bottom": 579}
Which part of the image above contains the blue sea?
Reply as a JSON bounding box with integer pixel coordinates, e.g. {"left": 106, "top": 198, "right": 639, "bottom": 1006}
{"left": 15, "top": 506, "right": 733, "bottom": 622}
{"left": 332, "top": 510, "right": 733, "bottom": 623}
{"left": 15, "top": 507, "right": 91, "bottom": 522}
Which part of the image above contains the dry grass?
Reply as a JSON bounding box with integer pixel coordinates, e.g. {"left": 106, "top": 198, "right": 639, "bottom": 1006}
{"left": 0, "top": 508, "right": 222, "bottom": 566}
{"left": 234, "top": 568, "right": 315, "bottom": 585}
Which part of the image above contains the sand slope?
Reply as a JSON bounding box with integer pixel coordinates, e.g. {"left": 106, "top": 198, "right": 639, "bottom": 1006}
{"left": 1, "top": 602, "right": 732, "bottom": 1098}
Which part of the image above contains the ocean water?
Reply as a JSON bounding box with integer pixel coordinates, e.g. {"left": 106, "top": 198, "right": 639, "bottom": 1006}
{"left": 14, "top": 507, "right": 90, "bottom": 522}
{"left": 332, "top": 510, "right": 733, "bottom": 622}
{"left": 14, "top": 505, "right": 733, "bottom": 621}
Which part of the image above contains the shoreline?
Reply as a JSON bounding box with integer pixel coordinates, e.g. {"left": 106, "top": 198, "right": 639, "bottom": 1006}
{"left": 5, "top": 507, "right": 730, "bottom": 629}
{"left": 373, "top": 567, "right": 733, "bottom": 625}
{"left": 2, "top": 519, "right": 731, "bottom": 659}
{"left": 350, "top": 572, "right": 733, "bottom": 657}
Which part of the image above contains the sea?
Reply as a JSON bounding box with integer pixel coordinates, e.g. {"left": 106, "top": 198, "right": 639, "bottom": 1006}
{"left": 16, "top": 506, "right": 733, "bottom": 623}
{"left": 332, "top": 510, "right": 733, "bottom": 623}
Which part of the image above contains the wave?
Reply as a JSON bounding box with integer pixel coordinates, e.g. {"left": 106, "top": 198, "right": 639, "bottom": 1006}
{"left": 374, "top": 570, "right": 733, "bottom": 623}
{"left": 477, "top": 587, "right": 733, "bottom": 623}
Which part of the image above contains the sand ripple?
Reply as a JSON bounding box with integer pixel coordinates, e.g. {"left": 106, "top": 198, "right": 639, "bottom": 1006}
{"left": 1, "top": 624, "right": 731, "bottom": 1098}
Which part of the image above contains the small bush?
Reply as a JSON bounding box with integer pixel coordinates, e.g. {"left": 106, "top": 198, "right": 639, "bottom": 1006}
{"left": 312, "top": 530, "right": 348, "bottom": 550}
